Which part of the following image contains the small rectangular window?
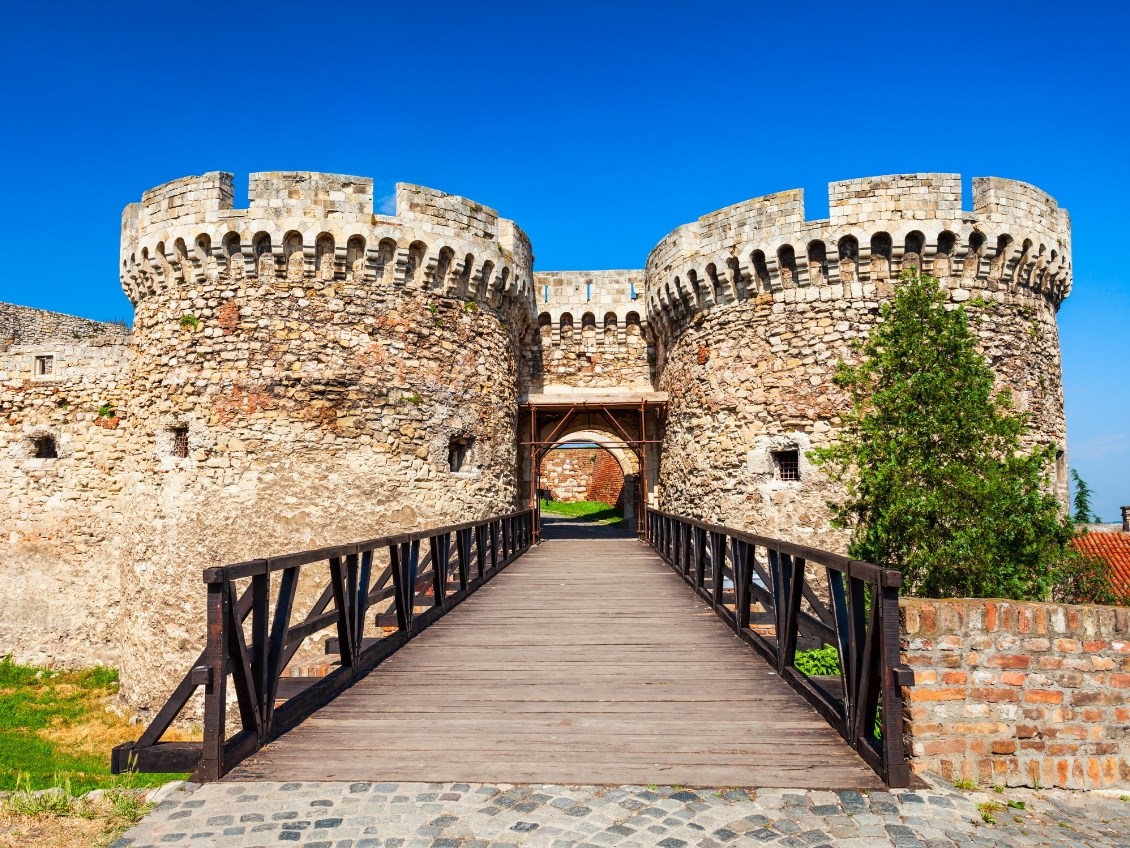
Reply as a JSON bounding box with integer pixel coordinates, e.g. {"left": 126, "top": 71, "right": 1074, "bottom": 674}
{"left": 449, "top": 436, "right": 471, "bottom": 472}
{"left": 773, "top": 449, "right": 800, "bottom": 481}
{"left": 33, "top": 436, "right": 57, "bottom": 459}
{"left": 172, "top": 426, "right": 189, "bottom": 458}
{"left": 34, "top": 355, "right": 54, "bottom": 376}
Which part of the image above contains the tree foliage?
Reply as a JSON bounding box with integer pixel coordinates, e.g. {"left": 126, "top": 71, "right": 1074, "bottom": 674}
{"left": 810, "top": 268, "right": 1077, "bottom": 600}
{"left": 1069, "top": 467, "right": 1098, "bottom": 524}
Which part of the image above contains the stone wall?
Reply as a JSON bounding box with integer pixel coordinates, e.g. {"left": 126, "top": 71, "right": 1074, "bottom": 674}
{"left": 901, "top": 597, "right": 1129, "bottom": 789}
{"left": 0, "top": 302, "right": 129, "bottom": 346}
{"left": 0, "top": 333, "right": 132, "bottom": 667}
{"left": 111, "top": 171, "right": 537, "bottom": 710}
{"left": 539, "top": 446, "right": 625, "bottom": 506}
{"left": 647, "top": 174, "right": 1072, "bottom": 548}
{"left": 522, "top": 271, "right": 653, "bottom": 395}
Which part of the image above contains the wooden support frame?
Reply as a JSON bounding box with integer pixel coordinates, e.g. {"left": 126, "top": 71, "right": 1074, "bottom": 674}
{"left": 645, "top": 509, "right": 913, "bottom": 788}
{"left": 520, "top": 399, "right": 665, "bottom": 542}
{"left": 112, "top": 510, "right": 534, "bottom": 781}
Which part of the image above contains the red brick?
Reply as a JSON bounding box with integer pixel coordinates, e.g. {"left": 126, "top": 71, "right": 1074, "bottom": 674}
{"left": 1054, "top": 638, "right": 1082, "bottom": 653}
{"left": 941, "top": 671, "right": 968, "bottom": 685}
{"left": 906, "top": 687, "right": 965, "bottom": 702}
{"left": 987, "top": 654, "right": 1031, "bottom": 669}
{"left": 1048, "top": 743, "right": 1081, "bottom": 756}
{"left": 1024, "top": 689, "right": 1064, "bottom": 704}
{"left": 1000, "top": 671, "right": 1026, "bottom": 686}
{"left": 1083, "top": 640, "right": 1108, "bottom": 652}
{"left": 1072, "top": 691, "right": 1122, "bottom": 706}
{"left": 920, "top": 739, "right": 966, "bottom": 755}
{"left": 991, "top": 740, "right": 1018, "bottom": 754}
{"left": 1018, "top": 608, "right": 1033, "bottom": 634}
{"left": 1110, "top": 674, "right": 1130, "bottom": 688}
{"left": 972, "top": 687, "right": 1020, "bottom": 703}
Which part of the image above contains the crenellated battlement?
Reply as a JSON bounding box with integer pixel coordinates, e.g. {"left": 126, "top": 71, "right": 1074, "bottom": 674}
{"left": 121, "top": 172, "right": 535, "bottom": 312}
{"left": 644, "top": 173, "right": 1072, "bottom": 336}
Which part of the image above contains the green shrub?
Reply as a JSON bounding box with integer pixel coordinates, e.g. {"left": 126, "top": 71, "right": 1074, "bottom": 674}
{"left": 793, "top": 644, "right": 841, "bottom": 676}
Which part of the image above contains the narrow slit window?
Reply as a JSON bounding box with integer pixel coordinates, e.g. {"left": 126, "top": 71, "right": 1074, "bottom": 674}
{"left": 773, "top": 449, "right": 800, "bottom": 481}
{"left": 33, "top": 436, "right": 57, "bottom": 459}
{"left": 172, "top": 426, "right": 189, "bottom": 458}
{"left": 34, "top": 355, "right": 54, "bottom": 376}
{"left": 449, "top": 436, "right": 472, "bottom": 472}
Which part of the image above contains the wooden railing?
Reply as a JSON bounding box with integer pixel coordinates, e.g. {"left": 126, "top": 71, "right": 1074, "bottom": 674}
{"left": 646, "top": 509, "right": 914, "bottom": 787}
{"left": 112, "top": 510, "right": 534, "bottom": 781}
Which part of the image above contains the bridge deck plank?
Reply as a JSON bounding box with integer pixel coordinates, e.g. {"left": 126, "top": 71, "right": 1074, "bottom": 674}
{"left": 227, "top": 537, "right": 883, "bottom": 789}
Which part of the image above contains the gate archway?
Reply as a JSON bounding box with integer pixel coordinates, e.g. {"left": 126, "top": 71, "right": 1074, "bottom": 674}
{"left": 518, "top": 394, "right": 666, "bottom": 541}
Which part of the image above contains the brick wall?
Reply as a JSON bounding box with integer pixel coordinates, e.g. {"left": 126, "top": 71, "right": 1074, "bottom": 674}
{"left": 901, "top": 597, "right": 1130, "bottom": 789}
{"left": 540, "top": 447, "right": 625, "bottom": 506}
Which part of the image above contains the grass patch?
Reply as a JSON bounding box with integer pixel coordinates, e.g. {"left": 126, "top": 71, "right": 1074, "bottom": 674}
{"left": 0, "top": 771, "right": 154, "bottom": 848}
{"left": 539, "top": 499, "right": 624, "bottom": 526}
{"left": 0, "top": 656, "right": 189, "bottom": 794}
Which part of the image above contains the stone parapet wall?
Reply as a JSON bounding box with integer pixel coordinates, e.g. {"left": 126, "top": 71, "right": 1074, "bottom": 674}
{"left": 0, "top": 302, "right": 129, "bottom": 346}
{"left": 540, "top": 447, "right": 625, "bottom": 506}
{"left": 121, "top": 172, "right": 533, "bottom": 316}
{"left": 523, "top": 271, "right": 652, "bottom": 393}
{"left": 901, "top": 597, "right": 1130, "bottom": 789}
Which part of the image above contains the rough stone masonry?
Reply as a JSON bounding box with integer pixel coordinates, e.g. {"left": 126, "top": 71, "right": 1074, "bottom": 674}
{"left": 0, "top": 172, "right": 1079, "bottom": 777}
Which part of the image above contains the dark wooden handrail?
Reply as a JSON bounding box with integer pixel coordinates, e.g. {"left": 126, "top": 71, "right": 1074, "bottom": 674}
{"left": 112, "top": 510, "right": 534, "bottom": 781}
{"left": 646, "top": 509, "right": 913, "bottom": 787}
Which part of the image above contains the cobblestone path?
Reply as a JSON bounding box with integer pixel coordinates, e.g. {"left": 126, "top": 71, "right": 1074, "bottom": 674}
{"left": 114, "top": 779, "right": 1130, "bottom": 847}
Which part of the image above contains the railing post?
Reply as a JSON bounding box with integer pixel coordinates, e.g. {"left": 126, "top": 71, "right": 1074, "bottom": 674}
{"left": 878, "top": 573, "right": 910, "bottom": 786}
{"left": 475, "top": 524, "right": 487, "bottom": 578}
{"left": 732, "top": 538, "right": 752, "bottom": 633}
{"left": 199, "top": 577, "right": 228, "bottom": 781}
{"left": 694, "top": 526, "right": 707, "bottom": 590}
{"left": 250, "top": 572, "right": 269, "bottom": 737}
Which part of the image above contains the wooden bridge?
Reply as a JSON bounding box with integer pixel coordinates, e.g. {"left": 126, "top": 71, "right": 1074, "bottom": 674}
{"left": 114, "top": 510, "right": 913, "bottom": 789}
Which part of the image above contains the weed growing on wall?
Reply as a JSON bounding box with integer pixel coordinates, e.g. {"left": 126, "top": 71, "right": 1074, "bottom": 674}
{"left": 810, "top": 268, "right": 1077, "bottom": 601}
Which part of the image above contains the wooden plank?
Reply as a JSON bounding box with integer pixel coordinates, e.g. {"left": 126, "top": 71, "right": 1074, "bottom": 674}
{"left": 227, "top": 538, "right": 884, "bottom": 789}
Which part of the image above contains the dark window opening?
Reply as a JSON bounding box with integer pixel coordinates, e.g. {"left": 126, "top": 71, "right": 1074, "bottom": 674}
{"left": 773, "top": 449, "right": 800, "bottom": 481}
{"left": 34, "top": 355, "right": 54, "bottom": 376}
{"left": 172, "top": 426, "right": 189, "bottom": 458}
{"left": 449, "top": 436, "right": 472, "bottom": 472}
{"left": 33, "top": 436, "right": 57, "bottom": 459}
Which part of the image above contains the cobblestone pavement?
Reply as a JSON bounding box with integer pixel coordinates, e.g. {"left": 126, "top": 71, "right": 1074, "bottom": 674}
{"left": 113, "top": 778, "right": 1130, "bottom": 847}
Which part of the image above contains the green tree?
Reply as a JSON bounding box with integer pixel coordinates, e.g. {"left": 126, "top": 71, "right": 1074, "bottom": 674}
{"left": 810, "top": 268, "right": 1075, "bottom": 600}
{"left": 1069, "top": 467, "right": 1098, "bottom": 524}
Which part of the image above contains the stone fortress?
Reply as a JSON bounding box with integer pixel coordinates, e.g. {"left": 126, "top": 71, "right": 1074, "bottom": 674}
{"left": 0, "top": 171, "right": 1072, "bottom": 710}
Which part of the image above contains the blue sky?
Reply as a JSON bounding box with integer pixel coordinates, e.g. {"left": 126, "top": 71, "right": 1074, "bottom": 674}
{"left": 1, "top": 1, "right": 1126, "bottom": 519}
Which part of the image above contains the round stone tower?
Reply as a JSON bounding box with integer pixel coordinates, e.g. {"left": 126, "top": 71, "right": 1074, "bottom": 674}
{"left": 644, "top": 174, "right": 1072, "bottom": 549}
{"left": 116, "top": 172, "right": 533, "bottom": 709}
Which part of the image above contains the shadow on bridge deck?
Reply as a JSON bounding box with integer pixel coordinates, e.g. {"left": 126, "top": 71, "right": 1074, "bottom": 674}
{"left": 227, "top": 534, "right": 884, "bottom": 789}
{"left": 537, "top": 513, "right": 637, "bottom": 541}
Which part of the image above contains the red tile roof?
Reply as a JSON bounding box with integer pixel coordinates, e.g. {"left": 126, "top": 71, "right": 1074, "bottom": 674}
{"left": 1072, "top": 532, "right": 1130, "bottom": 597}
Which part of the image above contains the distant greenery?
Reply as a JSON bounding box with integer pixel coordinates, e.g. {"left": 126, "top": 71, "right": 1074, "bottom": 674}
{"left": 1070, "top": 468, "right": 1099, "bottom": 524}
{"left": 0, "top": 656, "right": 187, "bottom": 793}
{"left": 539, "top": 498, "right": 624, "bottom": 527}
{"left": 810, "top": 268, "right": 1083, "bottom": 602}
